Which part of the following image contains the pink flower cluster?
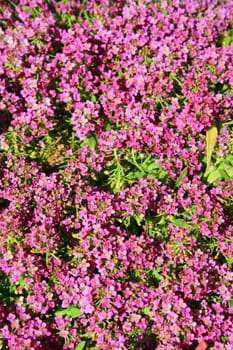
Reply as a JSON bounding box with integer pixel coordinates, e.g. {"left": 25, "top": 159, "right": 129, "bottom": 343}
{"left": 0, "top": 0, "right": 233, "bottom": 349}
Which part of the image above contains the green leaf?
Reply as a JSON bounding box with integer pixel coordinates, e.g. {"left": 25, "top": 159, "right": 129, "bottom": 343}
{"left": 221, "top": 336, "right": 229, "bottom": 343}
{"left": 205, "top": 125, "right": 218, "bottom": 174}
{"left": 175, "top": 167, "right": 188, "bottom": 186}
{"left": 210, "top": 167, "right": 229, "bottom": 180}
{"left": 85, "top": 135, "right": 97, "bottom": 148}
{"left": 21, "top": 6, "right": 42, "bottom": 17}
{"left": 217, "top": 161, "right": 227, "bottom": 170}
{"left": 219, "top": 168, "right": 231, "bottom": 179}
{"left": 158, "top": 169, "right": 168, "bottom": 179}
{"left": 0, "top": 20, "right": 7, "bottom": 28}
{"left": 90, "top": 94, "right": 97, "bottom": 102}
{"left": 126, "top": 171, "right": 144, "bottom": 180}
{"left": 18, "top": 276, "right": 26, "bottom": 288}
{"left": 4, "top": 63, "right": 21, "bottom": 71}
{"left": 55, "top": 305, "right": 82, "bottom": 319}
{"left": 207, "top": 169, "right": 222, "bottom": 184}
{"left": 147, "top": 162, "right": 160, "bottom": 172}
{"left": 224, "top": 165, "right": 233, "bottom": 178}
{"left": 134, "top": 213, "right": 144, "bottom": 226}
{"left": 170, "top": 218, "right": 191, "bottom": 227}
{"left": 142, "top": 306, "right": 151, "bottom": 316}
{"left": 75, "top": 341, "right": 86, "bottom": 350}
{"left": 222, "top": 29, "right": 233, "bottom": 46}
{"left": 152, "top": 268, "right": 162, "bottom": 281}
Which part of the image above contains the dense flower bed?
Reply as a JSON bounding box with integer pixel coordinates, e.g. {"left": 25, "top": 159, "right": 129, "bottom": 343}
{"left": 0, "top": 0, "right": 233, "bottom": 349}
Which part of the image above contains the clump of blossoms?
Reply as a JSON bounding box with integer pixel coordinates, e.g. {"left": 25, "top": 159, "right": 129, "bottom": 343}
{"left": 0, "top": 0, "right": 233, "bottom": 349}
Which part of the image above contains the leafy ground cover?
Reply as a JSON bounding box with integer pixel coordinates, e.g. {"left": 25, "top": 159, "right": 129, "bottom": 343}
{"left": 0, "top": 0, "right": 233, "bottom": 349}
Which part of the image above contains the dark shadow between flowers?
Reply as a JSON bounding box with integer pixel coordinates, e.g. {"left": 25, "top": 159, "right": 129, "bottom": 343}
{"left": 135, "top": 333, "right": 157, "bottom": 350}
{"left": 0, "top": 198, "right": 10, "bottom": 212}
{"left": 0, "top": 111, "right": 12, "bottom": 135}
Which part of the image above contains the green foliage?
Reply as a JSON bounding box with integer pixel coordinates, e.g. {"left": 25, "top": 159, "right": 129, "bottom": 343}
{"left": 81, "top": 10, "right": 95, "bottom": 23}
{"left": 117, "top": 213, "right": 144, "bottom": 236}
{"left": 169, "top": 218, "right": 191, "bottom": 228}
{"left": 55, "top": 305, "right": 83, "bottom": 319}
{"left": 144, "top": 212, "right": 169, "bottom": 239}
{"left": 4, "top": 127, "right": 23, "bottom": 155}
{"left": 142, "top": 306, "right": 152, "bottom": 316}
{"left": 0, "top": 274, "right": 16, "bottom": 304}
{"left": 84, "top": 134, "right": 97, "bottom": 148}
{"left": 206, "top": 154, "right": 233, "bottom": 184}
{"left": 0, "top": 19, "right": 7, "bottom": 29}
{"left": 54, "top": 12, "right": 77, "bottom": 29}
{"left": 205, "top": 124, "right": 218, "bottom": 174}
{"left": 175, "top": 167, "right": 188, "bottom": 187}
{"left": 218, "top": 29, "right": 233, "bottom": 47}
{"left": 102, "top": 149, "right": 168, "bottom": 194}
{"left": 4, "top": 62, "right": 21, "bottom": 71}
{"left": 58, "top": 0, "right": 69, "bottom": 4}
{"left": 146, "top": 268, "right": 162, "bottom": 287}
{"left": 77, "top": 86, "right": 99, "bottom": 103}
{"left": 75, "top": 341, "right": 86, "bottom": 350}
{"left": 21, "top": 6, "right": 42, "bottom": 18}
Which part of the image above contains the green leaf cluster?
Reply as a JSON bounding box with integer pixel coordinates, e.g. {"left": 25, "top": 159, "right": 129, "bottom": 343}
{"left": 55, "top": 305, "right": 82, "bottom": 318}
